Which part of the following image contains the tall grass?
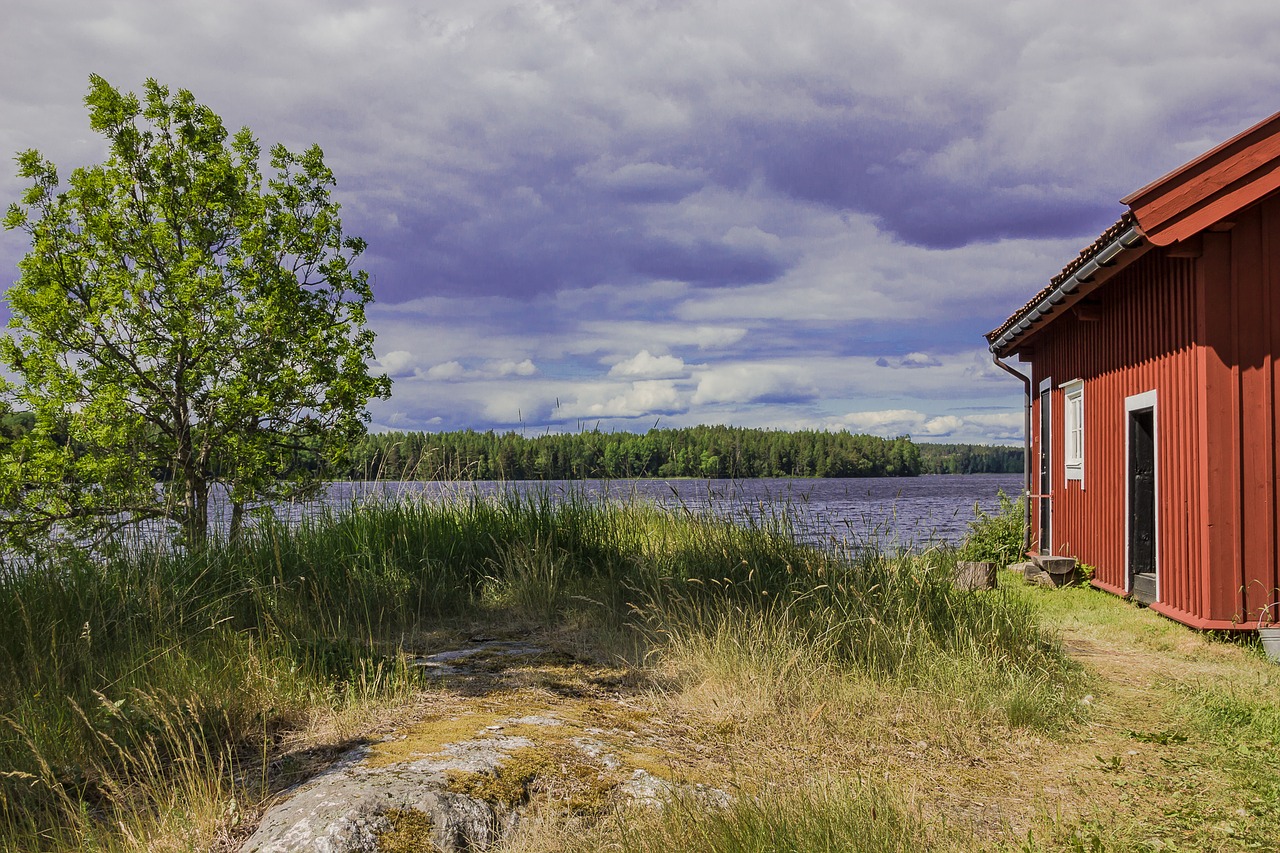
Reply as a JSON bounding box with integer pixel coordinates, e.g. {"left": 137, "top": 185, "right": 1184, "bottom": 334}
{"left": 574, "top": 780, "right": 932, "bottom": 853}
{"left": 0, "top": 488, "right": 1075, "bottom": 850}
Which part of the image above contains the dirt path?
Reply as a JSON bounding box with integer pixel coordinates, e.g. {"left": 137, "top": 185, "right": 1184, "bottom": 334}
{"left": 935, "top": 594, "right": 1280, "bottom": 851}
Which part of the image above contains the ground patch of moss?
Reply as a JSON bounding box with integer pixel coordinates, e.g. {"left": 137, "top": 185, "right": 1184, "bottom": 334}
{"left": 366, "top": 710, "right": 509, "bottom": 767}
{"left": 446, "top": 743, "right": 617, "bottom": 815}
{"left": 375, "top": 808, "right": 437, "bottom": 853}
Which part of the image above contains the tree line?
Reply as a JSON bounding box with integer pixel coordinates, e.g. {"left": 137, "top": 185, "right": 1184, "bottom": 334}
{"left": 915, "top": 443, "right": 1024, "bottom": 475}
{"left": 346, "top": 427, "right": 1019, "bottom": 481}
{"left": 4, "top": 409, "right": 1025, "bottom": 483}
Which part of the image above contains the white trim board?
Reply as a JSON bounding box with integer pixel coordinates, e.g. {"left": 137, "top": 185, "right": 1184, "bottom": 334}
{"left": 1124, "top": 389, "right": 1159, "bottom": 600}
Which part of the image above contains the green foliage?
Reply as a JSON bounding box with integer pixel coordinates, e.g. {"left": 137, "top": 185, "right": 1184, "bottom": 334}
{"left": 0, "top": 75, "right": 390, "bottom": 549}
{"left": 916, "top": 442, "right": 1024, "bottom": 474}
{"left": 349, "top": 425, "right": 923, "bottom": 480}
{"left": 958, "top": 489, "right": 1025, "bottom": 566}
{"left": 0, "top": 492, "right": 1076, "bottom": 843}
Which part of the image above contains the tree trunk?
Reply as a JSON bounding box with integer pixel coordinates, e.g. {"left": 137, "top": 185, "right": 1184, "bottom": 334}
{"left": 184, "top": 476, "right": 209, "bottom": 548}
{"left": 229, "top": 500, "right": 245, "bottom": 545}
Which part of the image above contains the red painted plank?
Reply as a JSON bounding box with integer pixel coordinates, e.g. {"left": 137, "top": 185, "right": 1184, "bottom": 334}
{"left": 1123, "top": 111, "right": 1280, "bottom": 245}
{"left": 1199, "top": 232, "right": 1242, "bottom": 623}
{"left": 1234, "top": 210, "right": 1270, "bottom": 623}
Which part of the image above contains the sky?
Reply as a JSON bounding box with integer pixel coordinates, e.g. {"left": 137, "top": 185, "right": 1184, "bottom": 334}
{"left": 2, "top": 1, "right": 1278, "bottom": 444}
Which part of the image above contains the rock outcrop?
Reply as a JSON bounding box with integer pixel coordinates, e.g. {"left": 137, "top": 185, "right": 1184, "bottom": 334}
{"left": 240, "top": 641, "right": 727, "bottom": 853}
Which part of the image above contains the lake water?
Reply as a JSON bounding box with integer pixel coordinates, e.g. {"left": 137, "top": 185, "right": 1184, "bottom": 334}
{"left": 296, "top": 474, "right": 1024, "bottom": 551}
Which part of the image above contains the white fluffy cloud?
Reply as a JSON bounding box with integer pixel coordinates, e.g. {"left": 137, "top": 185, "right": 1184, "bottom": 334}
{"left": 691, "top": 363, "right": 818, "bottom": 406}
{"left": 423, "top": 358, "right": 538, "bottom": 381}
{"left": 572, "top": 380, "right": 686, "bottom": 419}
{"left": 608, "top": 350, "right": 687, "bottom": 379}
{"left": 827, "top": 410, "right": 1023, "bottom": 442}
{"left": 377, "top": 349, "right": 417, "bottom": 376}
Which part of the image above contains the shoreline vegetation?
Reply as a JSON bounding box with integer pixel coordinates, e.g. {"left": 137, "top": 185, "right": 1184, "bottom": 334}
{"left": 1, "top": 415, "right": 1025, "bottom": 483}
{"left": 3, "top": 489, "right": 1275, "bottom": 851}
{"left": 2, "top": 490, "right": 1055, "bottom": 850}
{"left": 348, "top": 426, "right": 1024, "bottom": 481}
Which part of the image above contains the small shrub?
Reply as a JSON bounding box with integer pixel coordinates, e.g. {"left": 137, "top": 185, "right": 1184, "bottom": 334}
{"left": 959, "top": 490, "right": 1025, "bottom": 567}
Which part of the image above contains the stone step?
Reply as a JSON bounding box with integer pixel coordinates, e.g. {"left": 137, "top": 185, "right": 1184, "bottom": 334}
{"left": 1032, "top": 555, "right": 1077, "bottom": 576}
{"left": 1011, "top": 561, "right": 1056, "bottom": 588}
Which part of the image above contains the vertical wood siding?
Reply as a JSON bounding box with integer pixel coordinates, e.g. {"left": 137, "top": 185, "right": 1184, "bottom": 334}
{"left": 1028, "top": 250, "right": 1201, "bottom": 616}
{"left": 1024, "top": 194, "right": 1280, "bottom": 628}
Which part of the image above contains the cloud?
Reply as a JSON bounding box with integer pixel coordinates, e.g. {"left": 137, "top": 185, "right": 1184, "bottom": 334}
{"left": 424, "top": 360, "right": 466, "bottom": 381}
{"left": 608, "top": 350, "right": 687, "bottom": 379}
{"left": 692, "top": 364, "right": 818, "bottom": 406}
{"left": 377, "top": 350, "right": 417, "bottom": 376}
{"left": 827, "top": 409, "right": 1024, "bottom": 442}
{"left": 569, "top": 380, "right": 687, "bottom": 419}
{"left": 4, "top": 1, "right": 1278, "bottom": 444}
{"left": 493, "top": 359, "right": 538, "bottom": 377}
{"left": 876, "top": 352, "right": 943, "bottom": 369}
{"left": 577, "top": 159, "right": 707, "bottom": 202}
{"left": 422, "top": 358, "right": 539, "bottom": 381}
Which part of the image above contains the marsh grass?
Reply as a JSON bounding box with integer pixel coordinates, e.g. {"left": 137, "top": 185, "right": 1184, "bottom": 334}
{"left": 570, "top": 780, "right": 935, "bottom": 853}
{"left": 640, "top": 540, "right": 1074, "bottom": 732}
{"left": 0, "top": 488, "right": 1076, "bottom": 851}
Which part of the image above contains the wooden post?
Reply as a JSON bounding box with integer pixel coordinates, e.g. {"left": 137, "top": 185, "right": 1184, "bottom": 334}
{"left": 955, "top": 561, "right": 998, "bottom": 591}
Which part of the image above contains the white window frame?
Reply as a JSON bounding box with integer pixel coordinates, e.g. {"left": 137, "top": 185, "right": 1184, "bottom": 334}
{"left": 1061, "top": 379, "right": 1084, "bottom": 484}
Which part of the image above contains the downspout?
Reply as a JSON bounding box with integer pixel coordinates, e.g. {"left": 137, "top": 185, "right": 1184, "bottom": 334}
{"left": 992, "top": 353, "right": 1032, "bottom": 555}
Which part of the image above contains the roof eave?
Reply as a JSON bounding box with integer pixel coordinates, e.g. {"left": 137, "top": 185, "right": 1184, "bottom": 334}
{"left": 987, "top": 222, "right": 1148, "bottom": 355}
{"left": 1122, "top": 110, "right": 1280, "bottom": 246}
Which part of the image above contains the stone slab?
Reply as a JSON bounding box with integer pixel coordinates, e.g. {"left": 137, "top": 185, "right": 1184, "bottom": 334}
{"left": 1032, "top": 555, "right": 1077, "bottom": 576}
{"left": 240, "top": 742, "right": 516, "bottom": 853}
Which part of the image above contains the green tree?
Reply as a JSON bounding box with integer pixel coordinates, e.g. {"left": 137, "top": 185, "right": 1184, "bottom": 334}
{"left": 0, "top": 75, "right": 390, "bottom": 549}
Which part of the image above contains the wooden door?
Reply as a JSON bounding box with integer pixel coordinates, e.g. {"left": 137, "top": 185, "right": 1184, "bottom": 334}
{"left": 1038, "top": 387, "right": 1051, "bottom": 553}
{"left": 1128, "top": 408, "right": 1156, "bottom": 603}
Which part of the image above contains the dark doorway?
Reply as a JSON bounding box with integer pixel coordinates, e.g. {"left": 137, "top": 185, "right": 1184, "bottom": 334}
{"left": 1128, "top": 408, "right": 1156, "bottom": 604}
{"left": 1038, "top": 387, "right": 1051, "bottom": 553}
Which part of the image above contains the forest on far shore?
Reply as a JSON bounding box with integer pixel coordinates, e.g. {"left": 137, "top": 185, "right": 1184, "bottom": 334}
{"left": 348, "top": 426, "right": 1024, "bottom": 481}
{"left": 0, "top": 413, "right": 1023, "bottom": 482}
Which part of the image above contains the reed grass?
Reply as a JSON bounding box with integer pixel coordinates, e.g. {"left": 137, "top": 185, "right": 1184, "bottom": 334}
{"left": 568, "top": 780, "right": 934, "bottom": 853}
{"left": 0, "top": 487, "right": 1076, "bottom": 850}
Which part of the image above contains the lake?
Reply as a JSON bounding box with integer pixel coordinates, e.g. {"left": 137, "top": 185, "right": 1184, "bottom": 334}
{"left": 297, "top": 474, "right": 1024, "bottom": 550}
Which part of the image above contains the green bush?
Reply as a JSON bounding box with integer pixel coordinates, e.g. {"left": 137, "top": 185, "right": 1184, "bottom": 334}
{"left": 958, "top": 489, "right": 1025, "bottom": 566}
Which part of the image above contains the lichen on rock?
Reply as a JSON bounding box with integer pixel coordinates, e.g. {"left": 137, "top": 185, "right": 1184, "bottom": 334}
{"left": 240, "top": 639, "right": 729, "bottom": 853}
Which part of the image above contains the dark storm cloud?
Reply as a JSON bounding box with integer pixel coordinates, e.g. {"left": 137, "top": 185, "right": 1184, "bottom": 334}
{"left": 627, "top": 237, "right": 786, "bottom": 287}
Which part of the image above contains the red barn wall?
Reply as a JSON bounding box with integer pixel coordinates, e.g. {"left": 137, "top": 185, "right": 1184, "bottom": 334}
{"left": 1026, "top": 250, "right": 1203, "bottom": 618}
{"left": 1023, "top": 195, "right": 1280, "bottom": 629}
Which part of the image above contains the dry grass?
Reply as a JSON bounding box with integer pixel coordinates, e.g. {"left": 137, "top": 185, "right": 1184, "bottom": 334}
{"left": 500, "top": 573, "right": 1280, "bottom": 852}
{"left": 7, "top": 493, "right": 1276, "bottom": 852}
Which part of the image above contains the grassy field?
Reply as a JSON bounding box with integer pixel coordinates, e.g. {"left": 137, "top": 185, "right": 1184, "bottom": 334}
{"left": 0, "top": 491, "right": 1276, "bottom": 851}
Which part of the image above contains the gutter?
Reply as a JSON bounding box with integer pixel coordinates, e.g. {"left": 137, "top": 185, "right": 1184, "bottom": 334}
{"left": 989, "top": 223, "right": 1146, "bottom": 354}
{"left": 991, "top": 354, "right": 1033, "bottom": 555}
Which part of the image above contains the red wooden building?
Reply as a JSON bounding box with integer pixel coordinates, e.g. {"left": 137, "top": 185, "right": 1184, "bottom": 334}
{"left": 987, "top": 111, "right": 1280, "bottom": 630}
